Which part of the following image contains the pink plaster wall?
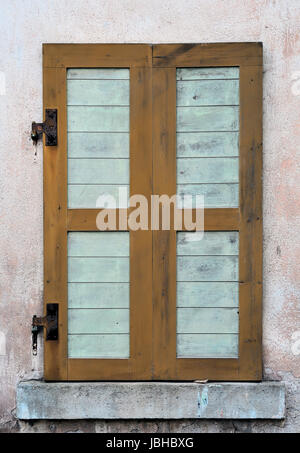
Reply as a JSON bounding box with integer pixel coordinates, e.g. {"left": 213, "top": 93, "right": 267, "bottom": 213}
{"left": 0, "top": 0, "right": 299, "bottom": 432}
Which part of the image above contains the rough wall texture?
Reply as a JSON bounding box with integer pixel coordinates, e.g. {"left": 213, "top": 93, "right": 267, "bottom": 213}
{"left": 0, "top": 0, "right": 299, "bottom": 433}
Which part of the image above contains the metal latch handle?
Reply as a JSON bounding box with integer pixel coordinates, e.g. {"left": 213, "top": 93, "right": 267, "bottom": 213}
{"left": 32, "top": 303, "right": 58, "bottom": 355}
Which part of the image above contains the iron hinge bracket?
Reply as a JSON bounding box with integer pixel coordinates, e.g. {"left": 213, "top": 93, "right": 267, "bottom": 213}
{"left": 31, "top": 109, "right": 57, "bottom": 146}
{"left": 32, "top": 303, "right": 59, "bottom": 355}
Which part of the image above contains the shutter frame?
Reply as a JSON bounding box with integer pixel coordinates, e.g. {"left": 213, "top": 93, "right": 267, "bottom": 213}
{"left": 43, "top": 43, "right": 262, "bottom": 381}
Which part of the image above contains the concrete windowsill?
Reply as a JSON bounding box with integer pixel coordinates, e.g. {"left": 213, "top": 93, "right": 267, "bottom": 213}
{"left": 16, "top": 381, "right": 285, "bottom": 420}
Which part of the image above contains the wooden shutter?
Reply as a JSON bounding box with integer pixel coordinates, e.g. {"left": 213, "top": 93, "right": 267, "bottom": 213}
{"left": 43, "top": 45, "right": 152, "bottom": 380}
{"left": 43, "top": 43, "right": 262, "bottom": 381}
{"left": 152, "top": 43, "right": 262, "bottom": 380}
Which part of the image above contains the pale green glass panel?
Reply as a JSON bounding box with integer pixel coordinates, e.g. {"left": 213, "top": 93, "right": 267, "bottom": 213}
{"left": 176, "top": 68, "right": 240, "bottom": 358}
{"left": 177, "top": 308, "right": 239, "bottom": 333}
{"left": 68, "top": 283, "right": 130, "bottom": 309}
{"left": 68, "top": 79, "right": 129, "bottom": 106}
{"left": 177, "top": 67, "right": 239, "bottom": 80}
{"left": 68, "top": 132, "right": 129, "bottom": 158}
{"left": 176, "top": 67, "right": 239, "bottom": 209}
{"left": 177, "top": 183, "right": 238, "bottom": 208}
{"left": 68, "top": 232, "right": 129, "bottom": 257}
{"left": 68, "top": 334, "right": 129, "bottom": 358}
{"left": 177, "top": 256, "right": 238, "bottom": 282}
{"left": 68, "top": 68, "right": 130, "bottom": 79}
{"left": 67, "top": 231, "right": 130, "bottom": 359}
{"left": 177, "top": 157, "right": 238, "bottom": 183}
{"left": 177, "top": 79, "right": 239, "bottom": 106}
{"left": 177, "top": 106, "right": 239, "bottom": 132}
{"left": 67, "top": 68, "right": 130, "bottom": 210}
{"left": 177, "top": 282, "right": 238, "bottom": 308}
{"left": 68, "top": 106, "right": 129, "bottom": 132}
{"left": 68, "top": 257, "right": 129, "bottom": 283}
{"left": 68, "top": 309, "right": 129, "bottom": 334}
{"left": 177, "top": 334, "right": 238, "bottom": 358}
{"left": 177, "top": 231, "right": 239, "bottom": 256}
{"left": 68, "top": 184, "right": 129, "bottom": 209}
{"left": 177, "top": 132, "right": 239, "bottom": 157}
{"left": 68, "top": 159, "right": 129, "bottom": 185}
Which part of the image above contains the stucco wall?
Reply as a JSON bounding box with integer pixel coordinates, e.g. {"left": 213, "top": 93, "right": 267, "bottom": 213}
{"left": 0, "top": 0, "right": 299, "bottom": 433}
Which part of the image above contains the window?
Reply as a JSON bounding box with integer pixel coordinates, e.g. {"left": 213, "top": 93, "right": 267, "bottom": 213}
{"left": 43, "top": 43, "right": 262, "bottom": 381}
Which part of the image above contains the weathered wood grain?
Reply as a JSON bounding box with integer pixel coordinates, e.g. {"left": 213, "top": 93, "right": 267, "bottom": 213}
{"left": 44, "top": 44, "right": 152, "bottom": 68}
{"left": 43, "top": 66, "right": 68, "bottom": 380}
{"left": 238, "top": 64, "right": 263, "bottom": 380}
{"left": 152, "top": 67, "right": 177, "bottom": 379}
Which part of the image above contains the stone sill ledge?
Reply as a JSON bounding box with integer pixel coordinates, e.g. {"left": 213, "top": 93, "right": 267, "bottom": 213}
{"left": 16, "top": 381, "right": 285, "bottom": 420}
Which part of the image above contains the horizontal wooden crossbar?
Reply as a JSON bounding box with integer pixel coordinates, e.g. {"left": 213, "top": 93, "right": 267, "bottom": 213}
{"left": 67, "top": 208, "right": 240, "bottom": 231}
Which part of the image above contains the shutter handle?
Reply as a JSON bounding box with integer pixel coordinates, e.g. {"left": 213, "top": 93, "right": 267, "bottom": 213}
{"left": 32, "top": 303, "right": 59, "bottom": 355}
{"left": 31, "top": 109, "right": 57, "bottom": 146}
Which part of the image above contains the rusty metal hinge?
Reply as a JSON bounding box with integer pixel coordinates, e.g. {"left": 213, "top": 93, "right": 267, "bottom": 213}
{"left": 32, "top": 303, "right": 59, "bottom": 355}
{"left": 31, "top": 109, "right": 57, "bottom": 146}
